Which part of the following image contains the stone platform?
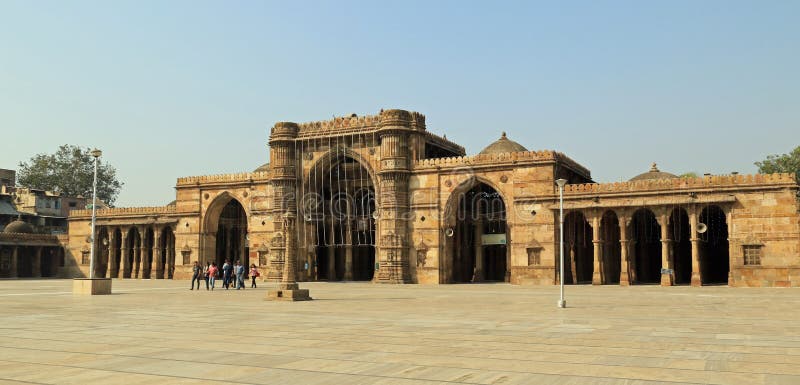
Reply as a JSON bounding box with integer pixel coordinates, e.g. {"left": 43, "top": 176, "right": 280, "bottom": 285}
{"left": 0, "top": 279, "right": 799, "bottom": 384}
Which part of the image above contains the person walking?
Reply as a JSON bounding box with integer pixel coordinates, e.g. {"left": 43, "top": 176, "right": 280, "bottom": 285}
{"left": 222, "top": 259, "right": 232, "bottom": 290}
{"left": 190, "top": 261, "right": 202, "bottom": 290}
{"left": 250, "top": 264, "right": 259, "bottom": 288}
{"left": 235, "top": 260, "right": 245, "bottom": 290}
{"left": 208, "top": 262, "right": 218, "bottom": 290}
{"left": 203, "top": 261, "right": 211, "bottom": 290}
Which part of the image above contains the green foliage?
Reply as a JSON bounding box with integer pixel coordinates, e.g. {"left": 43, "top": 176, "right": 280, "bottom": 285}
{"left": 755, "top": 146, "right": 800, "bottom": 181}
{"left": 679, "top": 172, "right": 698, "bottom": 178}
{"left": 17, "top": 145, "right": 123, "bottom": 206}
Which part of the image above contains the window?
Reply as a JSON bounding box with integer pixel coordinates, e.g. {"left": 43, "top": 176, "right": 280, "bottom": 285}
{"left": 69, "top": 202, "right": 77, "bottom": 208}
{"left": 527, "top": 247, "right": 542, "bottom": 266}
{"left": 81, "top": 250, "right": 90, "bottom": 265}
{"left": 743, "top": 245, "right": 762, "bottom": 266}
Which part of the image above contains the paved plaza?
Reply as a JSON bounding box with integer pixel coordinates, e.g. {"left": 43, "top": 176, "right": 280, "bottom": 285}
{"left": 0, "top": 280, "right": 798, "bottom": 385}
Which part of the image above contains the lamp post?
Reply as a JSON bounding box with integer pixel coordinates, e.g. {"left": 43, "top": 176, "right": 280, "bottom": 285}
{"left": 556, "top": 178, "right": 567, "bottom": 308}
{"left": 89, "top": 148, "right": 102, "bottom": 279}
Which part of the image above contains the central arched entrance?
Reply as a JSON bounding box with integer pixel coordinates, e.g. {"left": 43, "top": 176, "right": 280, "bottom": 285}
{"left": 303, "top": 152, "right": 376, "bottom": 282}
{"left": 444, "top": 180, "right": 508, "bottom": 283}
{"left": 215, "top": 199, "right": 248, "bottom": 267}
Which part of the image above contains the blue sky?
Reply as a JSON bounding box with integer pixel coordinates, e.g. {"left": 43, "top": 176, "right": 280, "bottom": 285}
{"left": 1, "top": 1, "right": 798, "bottom": 206}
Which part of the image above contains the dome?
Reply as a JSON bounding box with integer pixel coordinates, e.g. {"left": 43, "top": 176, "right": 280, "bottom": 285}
{"left": 254, "top": 163, "right": 270, "bottom": 172}
{"left": 4, "top": 216, "right": 34, "bottom": 234}
{"left": 630, "top": 163, "right": 679, "bottom": 181}
{"left": 479, "top": 132, "right": 528, "bottom": 155}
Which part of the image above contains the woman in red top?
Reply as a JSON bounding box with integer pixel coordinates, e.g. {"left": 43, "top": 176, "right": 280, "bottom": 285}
{"left": 250, "top": 264, "right": 260, "bottom": 288}
{"left": 208, "top": 262, "right": 219, "bottom": 290}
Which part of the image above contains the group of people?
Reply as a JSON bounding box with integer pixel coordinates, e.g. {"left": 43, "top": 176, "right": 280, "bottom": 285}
{"left": 190, "top": 259, "right": 260, "bottom": 291}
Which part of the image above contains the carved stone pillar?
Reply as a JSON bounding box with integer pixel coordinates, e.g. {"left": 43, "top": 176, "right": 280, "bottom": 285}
{"left": 344, "top": 217, "right": 353, "bottom": 281}
{"left": 591, "top": 214, "right": 602, "bottom": 285}
{"left": 689, "top": 208, "right": 702, "bottom": 287}
{"left": 152, "top": 228, "right": 161, "bottom": 279}
{"left": 120, "top": 230, "right": 129, "bottom": 278}
{"left": 619, "top": 215, "right": 630, "bottom": 286}
{"left": 472, "top": 216, "right": 484, "bottom": 282}
{"left": 265, "top": 120, "right": 311, "bottom": 304}
{"left": 327, "top": 219, "right": 336, "bottom": 281}
{"left": 659, "top": 213, "right": 674, "bottom": 286}
{"left": 375, "top": 109, "right": 413, "bottom": 283}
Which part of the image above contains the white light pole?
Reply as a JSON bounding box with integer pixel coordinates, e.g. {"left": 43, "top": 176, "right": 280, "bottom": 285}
{"left": 556, "top": 178, "right": 567, "bottom": 308}
{"left": 89, "top": 148, "right": 102, "bottom": 279}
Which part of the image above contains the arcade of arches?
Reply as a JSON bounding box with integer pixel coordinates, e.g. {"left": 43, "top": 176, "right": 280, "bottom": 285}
{"left": 557, "top": 205, "right": 731, "bottom": 286}
{"left": 90, "top": 224, "right": 177, "bottom": 279}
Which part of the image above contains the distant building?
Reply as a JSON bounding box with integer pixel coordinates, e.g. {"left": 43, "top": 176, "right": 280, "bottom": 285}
{"left": 0, "top": 168, "right": 87, "bottom": 234}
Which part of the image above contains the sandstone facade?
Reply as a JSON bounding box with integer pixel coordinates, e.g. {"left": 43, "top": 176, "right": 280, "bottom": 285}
{"left": 64, "top": 109, "right": 800, "bottom": 287}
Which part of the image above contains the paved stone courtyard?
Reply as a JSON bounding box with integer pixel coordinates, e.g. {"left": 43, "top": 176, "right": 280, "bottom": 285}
{"left": 0, "top": 280, "right": 798, "bottom": 385}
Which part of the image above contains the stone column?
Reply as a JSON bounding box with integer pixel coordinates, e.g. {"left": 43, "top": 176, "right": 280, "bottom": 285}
{"left": 133, "top": 230, "right": 141, "bottom": 279}
{"left": 659, "top": 213, "right": 674, "bottom": 286}
{"left": 327, "top": 219, "right": 336, "bottom": 280}
{"left": 375, "top": 109, "right": 412, "bottom": 283}
{"left": 10, "top": 246, "right": 18, "bottom": 278}
{"left": 344, "top": 219, "right": 353, "bottom": 281}
{"left": 619, "top": 215, "right": 630, "bottom": 286}
{"left": 472, "top": 216, "right": 484, "bottom": 282}
{"left": 33, "top": 246, "right": 42, "bottom": 278}
{"left": 689, "top": 208, "right": 702, "bottom": 287}
{"left": 265, "top": 120, "right": 310, "bottom": 302}
{"left": 591, "top": 214, "right": 602, "bottom": 285}
{"left": 152, "top": 228, "right": 161, "bottom": 279}
{"left": 726, "top": 209, "right": 735, "bottom": 287}
{"left": 120, "top": 230, "right": 129, "bottom": 278}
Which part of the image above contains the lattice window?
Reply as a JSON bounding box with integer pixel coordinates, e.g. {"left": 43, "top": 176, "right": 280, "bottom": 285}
{"left": 81, "top": 250, "right": 90, "bottom": 265}
{"left": 743, "top": 245, "right": 762, "bottom": 266}
{"left": 527, "top": 247, "right": 542, "bottom": 266}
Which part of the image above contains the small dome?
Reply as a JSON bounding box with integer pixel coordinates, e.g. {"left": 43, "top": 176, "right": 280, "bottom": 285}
{"left": 166, "top": 200, "right": 176, "bottom": 207}
{"left": 479, "top": 132, "right": 528, "bottom": 155}
{"left": 630, "top": 163, "right": 679, "bottom": 181}
{"left": 254, "top": 163, "right": 270, "bottom": 172}
{"left": 4, "top": 216, "right": 34, "bottom": 234}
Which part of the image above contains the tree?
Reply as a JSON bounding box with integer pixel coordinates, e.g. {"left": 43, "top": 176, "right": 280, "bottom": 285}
{"left": 679, "top": 172, "right": 699, "bottom": 178}
{"left": 17, "top": 145, "right": 124, "bottom": 206}
{"left": 755, "top": 146, "right": 800, "bottom": 181}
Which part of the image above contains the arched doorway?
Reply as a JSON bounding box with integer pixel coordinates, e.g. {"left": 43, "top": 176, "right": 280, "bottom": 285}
{"left": 209, "top": 199, "right": 248, "bottom": 268}
{"left": 669, "top": 208, "right": 692, "bottom": 284}
{"left": 142, "top": 227, "right": 154, "bottom": 279}
{"left": 445, "top": 180, "right": 508, "bottom": 283}
{"left": 563, "top": 211, "right": 593, "bottom": 284}
{"left": 630, "top": 208, "right": 661, "bottom": 284}
{"left": 700, "top": 205, "right": 729, "bottom": 285}
{"left": 600, "top": 210, "right": 621, "bottom": 284}
{"left": 305, "top": 153, "right": 376, "bottom": 282}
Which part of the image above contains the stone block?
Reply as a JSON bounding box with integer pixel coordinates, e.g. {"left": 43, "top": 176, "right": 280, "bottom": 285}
{"left": 266, "top": 288, "right": 312, "bottom": 301}
{"left": 73, "top": 278, "right": 112, "bottom": 295}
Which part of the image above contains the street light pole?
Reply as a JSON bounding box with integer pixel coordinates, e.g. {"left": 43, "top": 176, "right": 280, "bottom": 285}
{"left": 556, "top": 178, "right": 567, "bottom": 308}
{"left": 89, "top": 148, "right": 102, "bottom": 279}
